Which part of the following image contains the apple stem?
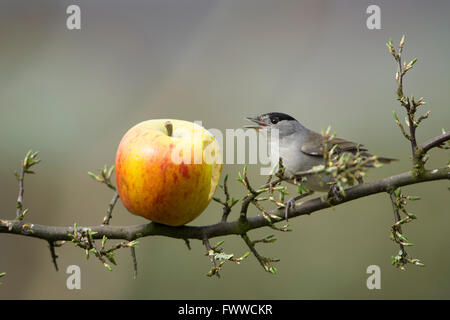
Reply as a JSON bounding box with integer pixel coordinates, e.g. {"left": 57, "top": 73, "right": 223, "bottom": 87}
{"left": 164, "top": 121, "right": 173, "bottom": 137}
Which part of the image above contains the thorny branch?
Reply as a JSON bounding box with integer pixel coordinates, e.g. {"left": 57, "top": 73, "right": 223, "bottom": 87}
{"left": 15, "top": 150, "right": 40, "bottom": 220}
{"left": 203, "top": 238, "right": 219, "bottom": 277}
{"left": 387, "top": 35, "right": 434, "bottom": 174}
{"left": 241, "top": 233, "right": 279, "bottom": 274}
{"left": 238, "top": 166, "right": 262, "bottom": 221}
{"left": 212, "top": 175, "right": 239, "bottom": 223}
{"left": 386, "top": 35, "right": 449, "bottom": 268}
{"left": 389, "top": 189, "right": 424, "bottom": 270}
{"left": 103, "top": 191, "right": 120, "bottom": 225}
{"left": 203, "top": 237, "right": 250, "bottom": 277}
{"left": 47, "top": 240, "right": 59, "bottom": 271}
{"left": 420, "top": 131, "right": 450, "bottom": 154}
{"left": 88, "top": 165, "right": 138, "bottom": 276}
{"left": 1, "top": 162, "right": 447, "bottom": 276}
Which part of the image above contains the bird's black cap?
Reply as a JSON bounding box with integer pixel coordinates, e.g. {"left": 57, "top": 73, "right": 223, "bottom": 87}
{"left": 263, "top": 112, "right": 296, "bottom": 122}
{"left": 245, "top": 112, "right": 297, "bottom": 128}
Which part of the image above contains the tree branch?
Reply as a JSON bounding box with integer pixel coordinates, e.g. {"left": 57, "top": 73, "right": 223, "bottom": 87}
{"left": 389, "top": 192, "right": 407, "bottom": 264}
{"left": 15, "top": 164, "right": 25, "bottom": 220}
{"left": 14, "top": 150, "right": 40, "bottom": 220}
{"left": 102, "top": 191, "right": 119, "bottom": 225}
{"left": 1, "top": 167, "right": 448, "bottom": 242}
{"left": 130, "top": 247, "right": 138, "bottom": 279}
{"left": 420, "top": 131, "right": 450, "bottom": 154}
{"left": 241, "top": 233, "right": 279, "bottom": 274}
{"left": 47, "top": 241, "right": 59, "bottom": 271}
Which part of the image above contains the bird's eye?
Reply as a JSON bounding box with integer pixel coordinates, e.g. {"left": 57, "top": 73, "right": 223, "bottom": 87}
{"left": 271, "top": 117, "right": 279, "bottom": 124}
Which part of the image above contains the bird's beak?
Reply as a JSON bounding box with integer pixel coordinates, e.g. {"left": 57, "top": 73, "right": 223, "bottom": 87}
{"left": 244, "top": 117, "right": 268, "bottom": 130}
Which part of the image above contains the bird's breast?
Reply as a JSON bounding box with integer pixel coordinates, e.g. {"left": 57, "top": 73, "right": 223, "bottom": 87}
{"left": 270, "top": 139, "right": 332, "bottom": 192}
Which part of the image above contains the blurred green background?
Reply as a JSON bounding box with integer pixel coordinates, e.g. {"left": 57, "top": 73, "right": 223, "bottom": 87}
{"left": 0, "top": 0, "right": 449, "bottom": 299}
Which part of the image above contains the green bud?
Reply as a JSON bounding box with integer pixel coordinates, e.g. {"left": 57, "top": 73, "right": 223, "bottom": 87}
{"left": 88, "top": 172, "right": 98, "bottom": 180}
{"left": 212, "top": 197, "right": 222, "bottom": 203}
{"left": 214, "top": 240, "right": 225, "bottom": 248}
{"left": 240, "top": 252, "right": 250, "bottom": 259}
{"left": 107, "top": 165, "right": 115, "bottom": 178}
{"left": 107, "top": 253, "right": 117, "bottom": 265}
{"left": 399, "top": 35, "right": 405, "bottom": 48}
{"left": 392, "top": 110, "right": 399, "bottom": 121}
{"left": 408, "top": 58, "right": 418, "bottom": 67}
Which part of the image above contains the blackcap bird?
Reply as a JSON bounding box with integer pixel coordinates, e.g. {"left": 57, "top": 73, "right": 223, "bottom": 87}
{"left": 245, "top": 112, "right": 397, "bottom": 217}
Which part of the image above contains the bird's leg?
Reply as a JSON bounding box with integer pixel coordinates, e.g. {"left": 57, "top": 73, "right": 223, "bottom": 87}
{"left": 284, "top": 190, "right": 314, "bottom": 221}
{"left": 357, "top": 176, "right": 364, "bottom": 185}
{"left": 327, "top": 183, "right": 345, "bottom": 202}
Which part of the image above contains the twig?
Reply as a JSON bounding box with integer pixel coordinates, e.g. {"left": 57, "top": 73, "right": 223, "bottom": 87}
{"left": 103, "top": 191, "right": 120, "bottom": 225}
{"left": 241, "top": 233, "right": 278, "bottom": 274}
{"left": 213, "top": 175, "right": 240, "bottom": 222}
{"left": 88, "top": 165, "right": 116, "bottom": 191}
{"left": 84, "top": 229, "right": 111, "bottom": 270}
{"left": 220, "top": 175, "right": 232, "bottom": 222}
{"left": 241, "top": 234, "right": 265, "bottom": 270}
{"left": 213, "top": 175, "right": 238, "bottom": 223}
{"left": 203, "top": 237, "right": 220, "bottom": 278}
{"left": 387, "top": 36, "right": 433, "bottom": 171}
{"left": 203, "top": 238, "right": 215, "bottom": 266}
{"left": 15, "top": 164, "right": 25, "bottom": 220}
{"left": 48, "top": 241, "right": 59, "bottom": 271}
{"left": 420, "top": 131, "right": 450, "bottom": 154}
{"left": 88, "top": 165, "right": 141, "bottom": 275}
{"left": 130, "top": 247, "right": 138, "bottom": 279}
{"left": 388, "top": 189, "right": 424, "bottom": 269}
{"left": 15, "top": 150, "right": 40, "bottom": 220}
{"left": 183, "top": 239, "right": 191, "bottom": 250}
{"left": 389, "top": 192, "right": 408, "bottom": 266}
{"left": 238, "top": 166, "right": 261, "bottom": 220}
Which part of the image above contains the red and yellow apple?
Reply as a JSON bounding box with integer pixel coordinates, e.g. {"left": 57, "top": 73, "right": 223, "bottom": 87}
{"left": 115, "top": 119, "right": 222, "bottom": 226}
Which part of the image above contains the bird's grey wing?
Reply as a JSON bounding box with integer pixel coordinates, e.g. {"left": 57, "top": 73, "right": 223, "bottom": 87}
{"left": 300, "top": 131, "right": 367, "bottom": 157}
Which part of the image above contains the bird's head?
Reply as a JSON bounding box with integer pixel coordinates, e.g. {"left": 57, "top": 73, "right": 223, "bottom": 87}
{"left": 245, "top": 112, "right": 300, "bottom": 137}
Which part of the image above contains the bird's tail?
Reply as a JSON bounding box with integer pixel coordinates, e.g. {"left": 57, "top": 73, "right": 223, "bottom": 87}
{"left": 359, "top": 152, "right": 398, "bottom": 166}
{"left": 376, "top": 156, "right": 399, "bottom": 163}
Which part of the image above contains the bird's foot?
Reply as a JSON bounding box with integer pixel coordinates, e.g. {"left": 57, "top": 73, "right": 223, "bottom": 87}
{"left": 284, "top": 198, "right": 295, "bottom": 222}
{"left": 327, "top": 184, "right": 345, "bottom": 202}
{"left": 284, "top": 190, "right": 314, "bottom": 221}
{"left": 357, "top": 176, "right": 364, "bottom": 185}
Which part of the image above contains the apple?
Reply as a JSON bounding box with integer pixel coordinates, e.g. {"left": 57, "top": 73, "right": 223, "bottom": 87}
{"left": 115, "top": 119, "right": 222, "bottom": 226}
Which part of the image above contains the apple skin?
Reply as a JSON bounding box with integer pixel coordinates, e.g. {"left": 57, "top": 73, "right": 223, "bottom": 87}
{"left": 115, "top": 119, "right": 222, "bottom": 226}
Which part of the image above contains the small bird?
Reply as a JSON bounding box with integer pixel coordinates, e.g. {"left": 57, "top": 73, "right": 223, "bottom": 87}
{"left": 246, "top": 112, "right": 397, "bottom": 217}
